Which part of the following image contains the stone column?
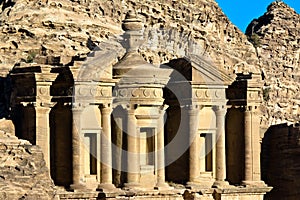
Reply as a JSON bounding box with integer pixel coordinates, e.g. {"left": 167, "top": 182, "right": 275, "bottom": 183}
{"left": 98, "top": 105, "right": 115, "bottom": 190}
{"left": 126, "top": 106, "right": 140, "bottom": 186}
{"left": 213, "top": 105, "right": 228, "bottom": 187}
{"left": 112, "top": 116, "right": 123, "bottom": 186}
{"left": 244, "top": 106, "right": 253, "bottom": 182}
{"left": 156, "top": 105, "right": 169, "bottom": 189}
{"left": 242, "top": 106, "right": 265, "bottom": 186}
{"left": 188, "top": 105, "right": 200, "bottom": 183}
{"left": 70, "top": 106, "right": 85, "bottom": 190}
{"left": 35, "top": 104, "right": 52, "bottom": 169}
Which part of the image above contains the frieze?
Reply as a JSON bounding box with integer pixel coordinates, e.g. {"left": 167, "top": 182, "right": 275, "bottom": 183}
{"left": 37, "top": 85, "right": 50, "bottom": 97}
{"left": 100, "top": 88, "right": 110, "bottom": 97}
{"left": 78, "top": 87, "right": 89, "bottom": 96}
{"left": 74, "top": 85, "right": 112, "bottom": 98}
{"left": 154, "top": 89, "right": 163, "bottom": 98}
{"left": 90, "top": 88, "right": 97, "bottom": 96}
{"left": 118, "top": 89, "right": 127, "bottom": 97}
{"left": 193, "top": 89, "right": 226, "bottom": 100}
{"left": 143, "top": 89, "right": 151, "bottom": 97}
{"left": 132, "top": 89, "right": 140, "bottom": 97}
{"left": 195, "top": 90, "right": 203, "bottom": 98}
{"left": 247, "top": 91, "right": 260, "bottom": 101}
{"left": 114, "top": 88, "right": 163, "bottom": 99}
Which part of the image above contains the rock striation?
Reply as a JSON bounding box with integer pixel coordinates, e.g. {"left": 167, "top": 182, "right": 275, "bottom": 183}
{"left": 246, "top": 1, "right": 300, "bottom": 127}
{"left": 0, "top": 0, "right": 258, "bottom": 76}
{"left": 0, "top": 119, "right": 57, "bottom": 200}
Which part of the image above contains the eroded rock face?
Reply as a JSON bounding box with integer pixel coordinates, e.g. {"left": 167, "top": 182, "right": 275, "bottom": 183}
{"left": 0, "top": 120, "right": 57, "bottom": 200}
{"left": 262, "top": 124, "right": 300, "bottom": 200}
{"left": 0, "top": 0, "right": 258, "bottom": 77}
{"left": 0, "top": 0, "right": 122, "bottom": 76}
{"left": 246, "top": 1, "right": 300, "bottom": 127}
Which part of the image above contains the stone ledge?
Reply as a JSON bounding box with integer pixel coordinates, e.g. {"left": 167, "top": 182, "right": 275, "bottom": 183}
{"left": 214, "top": 185, "right": 273, "bottom": 194}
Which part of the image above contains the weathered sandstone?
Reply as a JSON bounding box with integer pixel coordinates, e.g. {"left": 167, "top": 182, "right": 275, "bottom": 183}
{"left": 246, "top": 1, "right": 300, "bottom": 127}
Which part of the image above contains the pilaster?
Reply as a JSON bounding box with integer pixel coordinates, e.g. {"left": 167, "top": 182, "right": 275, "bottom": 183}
{"left": 242, "top": 106, "right": 266, "bottom": 187}
{"left": 35, "top": 102, "right": 53, "bottom": 169}
{"left": 35, "top": 69, "right": 58, "bottom": 169}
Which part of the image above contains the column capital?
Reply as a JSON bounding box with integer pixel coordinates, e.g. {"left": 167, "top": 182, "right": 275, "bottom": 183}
{"left": 212, "top": 105, "right": 226, "bottom": 113}
{"left": 124, "top": 104, "right": 137, "bottom": 114}
{"left": 35, "top": 102, "right": 56, "bottom": 108}
{"left": 182, "top": 104, "right": 203, "bottom": 113}
{"left": 244, "top": 105, "right": 261, "bottom": 117}
{"left": 72, "top": 102, "right": 88, "bottom": 111}
{"left": 99, "top": 104, "right": 112, "bottom": 114}
{"left": 159, "top": 104, "right": 169, "bottom": 114}
{"left": 20, "top": 102, "right": 35, "bottom": 107}
{"left": 244, "top": 105, "right": 259, "bottom": 111}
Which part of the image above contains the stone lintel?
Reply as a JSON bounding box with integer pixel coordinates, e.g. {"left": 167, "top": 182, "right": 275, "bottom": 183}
{"left": 113, "top": 98, "right": 164, "bottom": 106}
{"left": 135, "top": 114, "right": 159, "bottom": 120}
{"left": 76, "top": 98, "right": 113, "bottom": 104}
{"left": 74, "top": 81, "right": 115, "bottom": 87}
{"left": 241, "top": 180, "right": 269, "bottom": 188}
{"left": 214, "top": 185, "right": 272, "bottom": 194}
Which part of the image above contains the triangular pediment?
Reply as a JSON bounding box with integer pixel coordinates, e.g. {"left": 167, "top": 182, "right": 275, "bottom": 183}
{"left": 189, "top": 54, "right": 234, "bottom": 86}
{"left": 164, "top": 55, "right": 234, "bottom": 87}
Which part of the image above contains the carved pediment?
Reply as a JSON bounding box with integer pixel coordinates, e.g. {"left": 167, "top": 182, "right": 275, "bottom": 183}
{"left": 165, "top": 55, "right": 234, "bottom": 87}
{"left": 76, "top": 41, "right": 125, "bottom": 82}
{"left": 189, "top": 54, "right": 234, "bottom": 86}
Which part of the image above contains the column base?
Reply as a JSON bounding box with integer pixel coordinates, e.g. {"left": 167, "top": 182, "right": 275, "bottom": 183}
{"left": 212, "top": 180, "right": 231, "bottom": 189}
{"left": 187, "top": 181, "right": 214, "bottom": 189}
{"left": 124, "top": 182, "right": 141, "bottom": 190}
{"left": 241, "top": 180, "right": 267, "bottom": 187}
{"left": 97, "top": 183, "right": 125, "bottom": 194}
{"left": 70, "top": 183, "right": 87, "bottom": 192}
{"left": 154, "top": 182, "right": 173, "bottom": 190}
{"left": 97, "top": 183, "right": 116, "bottom": 190}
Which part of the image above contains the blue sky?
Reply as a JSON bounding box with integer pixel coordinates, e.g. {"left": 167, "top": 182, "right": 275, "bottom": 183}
{"left": 215, "top": 0, "right": 300, "bottom": 32}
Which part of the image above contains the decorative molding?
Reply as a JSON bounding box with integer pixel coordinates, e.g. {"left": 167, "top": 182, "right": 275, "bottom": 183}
{"left": 193, "top": 88, "right": 226, "bottom": 101}
{"left": 74, "top": 85, "right": 112, "bottom": 98}
{"left": 115, "top": 88, "right": 163, "bottom": 99}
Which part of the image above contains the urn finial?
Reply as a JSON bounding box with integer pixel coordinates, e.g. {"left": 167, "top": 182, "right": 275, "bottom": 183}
{"left": 121, "top": 10, "right": 143, "bottom": 52}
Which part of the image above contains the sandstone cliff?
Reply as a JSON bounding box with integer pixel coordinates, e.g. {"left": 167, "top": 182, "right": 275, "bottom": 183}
{"left": 246, "top": 1, "right": 300, "bottom": 127}
{"left": 0, "top": 119, "right": 57, "bottom": 200}
{"left": 0, "top": 0, "right": 259, "bottom": 77}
